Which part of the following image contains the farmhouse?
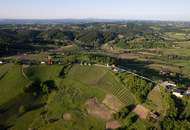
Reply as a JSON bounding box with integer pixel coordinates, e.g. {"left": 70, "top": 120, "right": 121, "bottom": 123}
{"left": 41, "top": 61, "right": 45, "bottom": 64}
{"left": 172, "top": 89, "right": 184, "bottom": 98}
{"left": 0, "top": 61, "right": 3, "bottom": 64}
{"left": 113, "top": 68, "right": 119, "bottom": 72}
{"left": 162, "top": 81, "right": 177, "bottom": 87}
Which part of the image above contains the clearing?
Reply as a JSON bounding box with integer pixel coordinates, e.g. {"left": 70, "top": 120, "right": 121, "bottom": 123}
{"left": 102, "top": 94, "right": 124, "bottom": 112}
{"left": 133, "top": 105, "right": 150, "bottom": 119}
{"left": 85, "top": 97, "right": 113, "bottom": 121}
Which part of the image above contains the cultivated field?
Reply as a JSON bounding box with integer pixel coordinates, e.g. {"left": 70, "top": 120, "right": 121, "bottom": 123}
{"left": 67, "top": 64, "right": 136, "bottom": 105}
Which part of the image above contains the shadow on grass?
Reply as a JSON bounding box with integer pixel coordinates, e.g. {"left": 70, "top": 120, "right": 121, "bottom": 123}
{"left": 0, "top": 93, "right": 45, "bottom": 127}
{"left": 116, "top": 58, "right": 190, "bottom": 85}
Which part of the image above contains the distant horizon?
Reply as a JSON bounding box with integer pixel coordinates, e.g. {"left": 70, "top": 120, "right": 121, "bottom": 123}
{"left": 1, "top": 18, "right": 190, "bottom": 22}
{"left": 1, "top": 0, "right": 190, "bottom": 21}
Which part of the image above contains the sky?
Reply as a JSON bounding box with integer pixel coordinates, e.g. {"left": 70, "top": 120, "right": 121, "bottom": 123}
{"left": 0, "top": 0, "right": 190, "bottom": 21}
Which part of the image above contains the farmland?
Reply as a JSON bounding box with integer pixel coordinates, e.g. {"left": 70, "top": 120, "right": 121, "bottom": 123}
{"left": 1, "top": 21, "right": 190, "bottom": 129}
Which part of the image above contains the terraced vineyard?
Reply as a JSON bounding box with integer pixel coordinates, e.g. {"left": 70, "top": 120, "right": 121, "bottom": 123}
{"left": 67, "top": 64, "right": 137, "bottom": 105}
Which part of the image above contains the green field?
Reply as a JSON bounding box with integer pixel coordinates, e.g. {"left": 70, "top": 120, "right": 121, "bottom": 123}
{"left": 0, "top": 65, "right": 29, "bottom": 105}
{"left": 24, "top": 65, "right": 63, "bottom": 81}
{"left": 1, "top": 64, "right": 129, "bottom": 130}
{"left": 67, "top": 64, "right": 136, "bottom": 105}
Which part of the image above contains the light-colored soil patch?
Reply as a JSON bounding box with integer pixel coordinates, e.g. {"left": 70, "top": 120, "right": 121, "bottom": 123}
{"left": 133, "top": 105, "right": 150, "bottom": 119}
{"left": 106, "top": 120, "right": 121, "bottom": 130}
{"left": 63, "top": 113, "right": 72, "bottom": 121}
{"left": 103, "top": 94, "right": 124, "bottom": 112}
{"left": 85, "top": 97, "right": 113, "bottom": 121}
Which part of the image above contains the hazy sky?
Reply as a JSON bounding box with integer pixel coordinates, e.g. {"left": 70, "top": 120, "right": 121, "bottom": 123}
{"left": 0, "top": 0, "right": 190, "bottom": 21}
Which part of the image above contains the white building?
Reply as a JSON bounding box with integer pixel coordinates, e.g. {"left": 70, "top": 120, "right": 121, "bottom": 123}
{"left": 113, "top": 68, "right": 119, "bottom": 72}
{"left": 162, "top": 81, "right": 177, "bottom": 87}
{"left": 0, "top": 61, "right": 3, "bottom": 64}
{"left": 41, "top": 61, "right": 45, "bottom": 64}
{"left": 172, "top": 92, "right": 183, "bottom": 98}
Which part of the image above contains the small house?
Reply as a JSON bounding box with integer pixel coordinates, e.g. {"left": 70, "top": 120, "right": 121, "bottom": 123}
{"left": 113, "top": 68, "right": 119, "bottom": 72}
{"left": 172, "top": 89, "right": 184, "bottom": 98}
{"left": 111, "top": 64, "right": 116, "bottom": 68}
{"left": 0, "top": 61, "right": 3, "bottom": 64}
{"left": 41, "top": 61, "right": 45, "bottom": 64}
{"left": 162, "top": 81, "right": 177, "bottom": 87}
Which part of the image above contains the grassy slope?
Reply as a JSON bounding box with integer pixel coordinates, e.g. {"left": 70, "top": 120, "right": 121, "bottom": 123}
{"left": 0, "top": 64, "right": 13, "bottom": 79}
{"left": 147, "top": 86, "right": 165, "bottom": 113}
{"left": 11, "top": 64, "right": 106, "bottom": 130}
{"left": 24, "top": 65, "right": 63, "bottom": 82}
{"left": 0, "top": 65, "right": 29, "bottom": 105}
{"left": 67, "top": 64, "right": 136, "bottom": 105}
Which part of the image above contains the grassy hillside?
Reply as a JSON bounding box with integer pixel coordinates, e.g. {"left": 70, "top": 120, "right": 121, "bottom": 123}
{"left": 67, "top": 64, "right": 136, "bottom": 105}
{"left": 0, "top": 65, "right": 29, "bottom": 105}
{"left": 24, "top": 65, "right": 63, "bottom": 81}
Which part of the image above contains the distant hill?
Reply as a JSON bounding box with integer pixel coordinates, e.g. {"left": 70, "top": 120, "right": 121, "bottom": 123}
{"left": 0, "top": 19, "right": 122, "bottom": 25}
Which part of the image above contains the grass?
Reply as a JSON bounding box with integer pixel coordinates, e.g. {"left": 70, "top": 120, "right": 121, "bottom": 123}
{"left": 67, "top": 64, "right": 136, "bottom": 105}
{"left": 47, "top": 78, "right": 105, "bottom": 118}
{"left": 162, "top": 48, "right": 190, "bottom": 57}
{"left": 146, "top": 86, "right": 164, "bottom": 113}
{"left": 0, "top": 64, "right": 106, "bottom": 130}
{"left": 10, "top": 108, "right": 44, "bottom": 130}
{"left": 67, "top": 64, "right": 108, "bottom": 85}
{"left": 38, "top": 115, "right": 105, "bottom": 130}
{"left": 0, "top": 63, "right": 13, "bottom": 79}
{"left": 0, "top": 65, "right": 29, "bottom": 105}
{"left": 146, "top": 63, "right": 181, "bottom": 73}
{"left": 24, "top": 65, "right": 63, "bottom": 81}
{"left": 165, "top": 32, "right": 188, "bottom": 40}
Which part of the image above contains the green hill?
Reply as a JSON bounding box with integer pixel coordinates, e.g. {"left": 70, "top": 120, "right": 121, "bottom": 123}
{"left": 67, "top": 64, "right": 136, "bottom": 105}
{"left": 0, "top": 65, "right": 29, "bottom": 105}
{"left": 24, "top": 65, "right": 63, "bottom": 82}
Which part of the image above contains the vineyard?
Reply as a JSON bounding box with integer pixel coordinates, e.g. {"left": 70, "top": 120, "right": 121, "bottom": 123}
{"left": 67, "top": 64, "right": 137, "bottom": 105}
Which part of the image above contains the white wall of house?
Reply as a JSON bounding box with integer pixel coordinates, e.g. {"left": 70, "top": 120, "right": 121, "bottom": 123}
{"left": 41, "top": 61, "right": 45, "bottom": 64}
{"left": 172, "top": 92, "right": 183, "bottom": 98}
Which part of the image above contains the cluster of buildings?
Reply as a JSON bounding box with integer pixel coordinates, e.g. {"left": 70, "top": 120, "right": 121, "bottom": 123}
{"left": 162, "top": 81, "right": 190, "bottom": 98}
{"left": 106, "top": 64, "right": 125, "bottom": 72}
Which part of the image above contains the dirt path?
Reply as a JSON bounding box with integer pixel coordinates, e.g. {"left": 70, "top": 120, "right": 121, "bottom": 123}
{"left": 22, "top": 65, "right": 30, "bottom": 81}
